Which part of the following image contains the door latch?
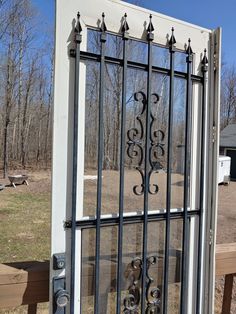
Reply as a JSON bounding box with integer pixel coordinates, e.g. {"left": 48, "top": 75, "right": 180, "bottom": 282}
{"left": 53, "top": 277, "right": 70, "bottom": 313}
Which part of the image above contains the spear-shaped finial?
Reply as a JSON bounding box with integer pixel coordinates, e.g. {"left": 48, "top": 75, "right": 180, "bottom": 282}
{"left": 100, "top": 13, "right": 107, "bottom": 42}
{"left": 122, "top": 13, "right": 129, "bottom": 40}
{"left": 201, "top": 49, "right": 208, "bottom": 72}
{"left": 75, "top": 12, "right": 82, "bottom": 34}
{"left": 122, "top": 13, "right": 129, "bottom": 33}
{"left": 202, "top": 49, "right": 208, "bottom": 65}
{"left": 147, "top": 14, "right": 154, "bottom": 41}
{"left": 100, "top": 12, "right": 107, "bottom": 32}
{"left": 74, "top": 12, "right": 82, "bottom": 45}
{"left": 147, "top": 14, "right": 154, "bottom": 33}
{"left": 168, "top": 27, "right": 176, "bottom": 51}
{"left": 186, "top": 38, "right": 193, "bottom": 55}
{"left": 169, "top": 27, "right": 176, "bottom": 49}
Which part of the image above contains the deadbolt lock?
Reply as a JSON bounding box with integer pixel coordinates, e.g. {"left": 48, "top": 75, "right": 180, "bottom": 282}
{"left": 53, "top": 276, "right": 69, "bottom": 313}
{"left": 55, "top": 289, "right": 70, "bottom": 308}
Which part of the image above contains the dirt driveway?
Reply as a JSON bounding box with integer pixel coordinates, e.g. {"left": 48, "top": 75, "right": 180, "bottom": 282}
{"left": 217, "top": 181, "right": 236, "bottom": 244}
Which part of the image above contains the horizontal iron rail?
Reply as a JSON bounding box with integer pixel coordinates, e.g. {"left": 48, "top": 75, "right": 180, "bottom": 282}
{"left": 70, "top": 50, "right": 203, "bottom": 83}
{"left": 64, "top": 210, "right": 199, "bottom": 229}
{"left": 81, "top": 250, "right": 181, "bottom": 263}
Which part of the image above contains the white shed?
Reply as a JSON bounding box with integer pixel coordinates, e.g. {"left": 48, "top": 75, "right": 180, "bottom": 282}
{"left": 218, "top": 155, "right": 231, "bottom": 184}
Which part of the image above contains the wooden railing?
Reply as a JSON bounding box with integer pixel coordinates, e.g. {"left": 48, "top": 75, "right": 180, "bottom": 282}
{"left": 0, "top": 261, "right": 49, "bottom": 314}
{"left": 216, "top": 243, "right": 236, "bottom": 314}
{"left": 0, "top": 243, "right": 235, "bottom": 313}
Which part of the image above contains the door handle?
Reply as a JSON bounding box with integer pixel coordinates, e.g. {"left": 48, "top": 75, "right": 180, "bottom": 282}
{"left": 53, "top": 276, "right": 70, "bottom": 313}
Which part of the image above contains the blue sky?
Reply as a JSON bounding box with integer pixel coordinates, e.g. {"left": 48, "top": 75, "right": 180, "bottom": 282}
{"left": 33, "top": 0, "right": 235, "bottom": 66}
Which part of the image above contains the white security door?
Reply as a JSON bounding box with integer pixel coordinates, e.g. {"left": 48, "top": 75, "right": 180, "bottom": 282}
{"left": 51, "top": 1, "right": 221, "bottom": 313}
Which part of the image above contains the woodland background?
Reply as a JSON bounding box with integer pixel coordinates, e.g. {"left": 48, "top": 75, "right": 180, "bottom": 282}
{"left": 0, "top": 0, "right": 53, "bottom": 178}
{"left": 0, "top": 0, "right": 235, "bottom": 178}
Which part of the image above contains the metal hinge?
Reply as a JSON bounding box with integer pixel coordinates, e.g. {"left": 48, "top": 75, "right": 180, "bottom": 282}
{"left": 209, "top": 229, "right": 213, "bottom": 246}
{"left": 212, "top": 126, "right": 217, "bottom": 143}
{"left": 69, "top": 49, "right": 76, "bottom": 58}
{"left": 213, "top": 54, "right": 217, "bottom": 71}
{"left": 64, "top": 220, "right": 72, "bottom": 229}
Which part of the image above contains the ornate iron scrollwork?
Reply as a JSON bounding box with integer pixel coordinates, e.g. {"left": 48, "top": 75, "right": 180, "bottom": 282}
{"left": 127, "top": 91, "right": 165, "bottom": 196}
{"left": 146, "top": 256, "right": 161, "bottom": 313}
{"left": 124, "top": 256, "right": 161, "bottom": 313}
{"left": 124, "top": 257, "right": 142, "bottom": 313}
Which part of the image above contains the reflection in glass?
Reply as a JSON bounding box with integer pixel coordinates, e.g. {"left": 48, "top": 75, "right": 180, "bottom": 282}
{"left": 167, "top": 219, "right": 183, "bottom": 313}
{"left": 153, "top": 45, "right": 170, "bottom": 69}
{"left": 84, "top": 32, "right": 190, "bottom": 218}
{"left": 81, "top": 220, "right": 184, "bottom": 313}
{"left": 81, "top": 226, "right": 118, "bottom": 314}
{"left": 84, "top": 61, "right": 99, "bottom": 217}
{"left": 175, "top": 51, "right": 187, "bottom": 72}
{"left": 171, "top": 78, "right": 187, "bottom": 210}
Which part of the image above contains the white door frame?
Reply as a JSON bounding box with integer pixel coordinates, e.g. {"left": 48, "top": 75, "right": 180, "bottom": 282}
{"left": 51, "top": 1, "right": 221, "bottom": 313}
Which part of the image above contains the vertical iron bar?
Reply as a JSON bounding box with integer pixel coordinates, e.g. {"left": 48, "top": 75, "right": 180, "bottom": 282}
{"left": 196, "top": 49, "right": 208, "bottom": 314}
{"left": 180, "top": 39, "right": 193, "bottom": 314}
{"left": 141, "top": 15, "right": 154, "bottom": 314}
{"left": 163, "top": 28, "right": 176, "bottom": 314}
{"left": 70, "top": 13, "right": 82, "bottom": 314}
{"left": 94, "top": 13, "right": 107, "bottom": 314}
{"left": 116, "top": 14, "right": 129, "bottom": 314}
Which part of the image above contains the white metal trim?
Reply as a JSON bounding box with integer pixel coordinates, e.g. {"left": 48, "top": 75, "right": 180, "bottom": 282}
{"left": 208, "top": 27, "right": 222, "bottom": 314}
{"left": 110, "top": 0, "right": 212, "bottom": 33}
{"left": 52, "top": 1, "right": 217, "bottom": 313}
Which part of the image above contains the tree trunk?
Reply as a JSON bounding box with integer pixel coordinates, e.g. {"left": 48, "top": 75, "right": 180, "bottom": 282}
{"left": 44, "top": 57, "right": 53, "bottom": 169}
{"left": 3, "top": 117, "right": 9, "bottom": 178}
{"left": 17, "top": 27, "right": 24, "bottom": 160}
{"left": 3, "top": 38, "right": 13, "bottom": 178}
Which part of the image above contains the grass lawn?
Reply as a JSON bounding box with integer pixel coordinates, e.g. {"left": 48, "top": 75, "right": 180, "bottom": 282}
{"left": 0, "top": 170, "right": 235, "bottom": 313}
{"left": 0, "top": 171, "right": 51, "bottom": 313}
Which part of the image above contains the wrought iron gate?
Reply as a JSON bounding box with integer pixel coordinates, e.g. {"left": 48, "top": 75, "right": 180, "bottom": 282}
{"left": 51, "top": 1, "right": 221, "bottom": 314}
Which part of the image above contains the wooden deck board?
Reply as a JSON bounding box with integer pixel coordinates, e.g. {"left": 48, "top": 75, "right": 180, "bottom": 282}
{"left": 0, "top": 243, "right": 235, "bottom": 309}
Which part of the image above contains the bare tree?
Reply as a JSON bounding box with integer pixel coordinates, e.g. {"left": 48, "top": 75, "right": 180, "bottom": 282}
{"left": 0, "top": 0, "right": 54, "bottom": 176}
{"left": 44, "top": 49, "right": 54, "bottom": 169}
{"left": 221, "top": 65, "right": 236, "bottom": 129}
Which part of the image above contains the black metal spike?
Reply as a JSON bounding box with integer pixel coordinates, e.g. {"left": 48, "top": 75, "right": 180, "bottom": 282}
{"left": 122, "top": 13, "right": 129, "bottom": 33}
{"left": 147, "top": 14, "right": 154, "bottom": 41}
{"left": 100, "top": 12, "right": 107, "bottom": 32}
{"left": 186, "top": 38, "right": 193, "bottom": 55}
{"left": 147, "top": 14, "right": 154, "bottom": 33}
{"left": 202, "top": 49, "right": 208, "bottom": 65}
{"left": 201, "top": 49, "right": 208, "bottom": 73}
{"left": 75, "top": 12, "right": 82, "bottom": 33}
{"left": 169, "top": 27, "right": 176, "bottom": 48}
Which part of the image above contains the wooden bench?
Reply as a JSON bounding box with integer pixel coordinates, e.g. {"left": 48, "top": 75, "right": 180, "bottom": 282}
{"left": 0, "top": 243, "right": 235, "bottom": 313}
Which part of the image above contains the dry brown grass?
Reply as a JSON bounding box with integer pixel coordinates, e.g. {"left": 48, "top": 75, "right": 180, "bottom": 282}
{"left": 0, "top": 171, "right": 51, "bottom": 314}
{"left": 0, "top": 170, "right": 235, "bottom": 313}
